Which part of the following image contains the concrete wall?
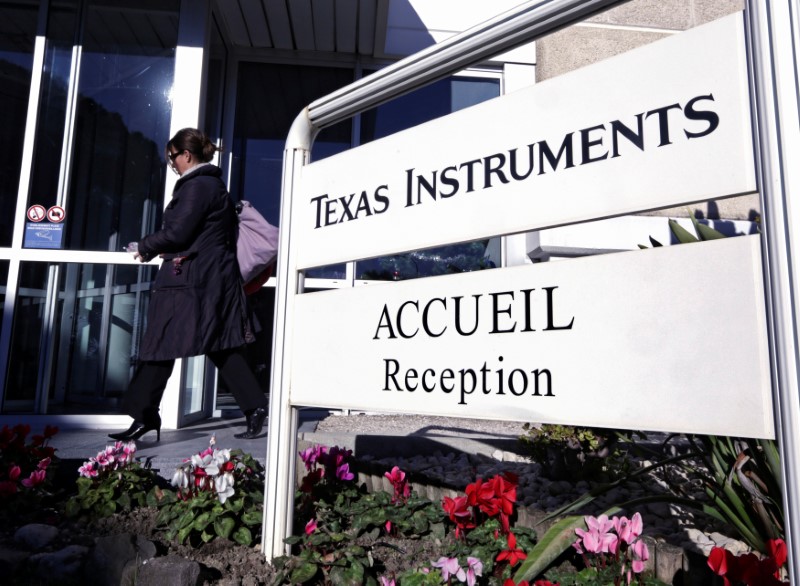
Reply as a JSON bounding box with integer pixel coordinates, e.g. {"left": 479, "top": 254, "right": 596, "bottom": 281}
{"left": 536, "top": 0, "right": 755, "bottom": 221}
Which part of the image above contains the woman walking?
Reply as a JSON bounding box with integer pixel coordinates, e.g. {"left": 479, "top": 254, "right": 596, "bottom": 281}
{"left": 109, "top": 128, "right": 268, "bottom": 441}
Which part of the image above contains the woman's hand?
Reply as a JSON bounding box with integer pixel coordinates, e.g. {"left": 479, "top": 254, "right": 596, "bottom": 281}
{"left": 125, "top": 242, "right": 144, "bottom": 262}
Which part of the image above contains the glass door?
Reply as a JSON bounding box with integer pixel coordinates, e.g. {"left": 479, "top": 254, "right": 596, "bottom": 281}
{"left": 1, "top": 0, "right": 179, "bottom": 416}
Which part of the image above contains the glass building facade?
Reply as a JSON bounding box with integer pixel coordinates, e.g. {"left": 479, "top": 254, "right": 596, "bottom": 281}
{"left": 0, "top": 0, "right": 526, "bottom": 428}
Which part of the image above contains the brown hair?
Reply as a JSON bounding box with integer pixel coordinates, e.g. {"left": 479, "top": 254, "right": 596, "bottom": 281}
{"left": 166, "top": 128, "right": 221, "bottom": 163}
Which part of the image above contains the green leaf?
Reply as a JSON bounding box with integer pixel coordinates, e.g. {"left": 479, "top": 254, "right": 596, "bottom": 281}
{"left": 98, "top": 501, "right": 116, "bottom": 518}
{"left": 214, "top": 515, "right": 235, "bottom": 539}
{"left": 201, "top": 530, "right": 214, "bottom": 543}
{"left": 178, "top": 510, "right": 196, "bottom": 529}
{"left": 178, "top": 524, "right": 194, "bottom": 544}
{"left": 515, "top": 508, "right": 620, "bottom": 583}
{"left": 64, "top": 498, "right": 81, "bottom": 518}
{"left": 192, "top": 511, "right": 212, "bottom": 531}
{"left": 232, "top": 526, "right": 253, "bottom": 546}
{"left": 225, "top": 497, "right": 244, "bottom": 512}
{"left": 116, "top": 492, "right": 131, "bottom": 510}
{"left": 668, "top": 219, "right": 699, "bottom": 243}
{"left": 690, "top": 214, "right": 726, "bottom": 241}
{"left": 330, "top": 561, "right": 364, "bottom": 585}
{"left": 242, "top": 510, "right": 263, "bottom": 526}
{"left": 290, "top": 561, "right": 319, "bottom": 584}
{"left": 83, "top": 491, "right": 99, "bottom": 508}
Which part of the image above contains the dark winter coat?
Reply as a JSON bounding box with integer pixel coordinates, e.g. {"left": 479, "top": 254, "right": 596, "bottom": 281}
{"left": 137, "top": 164, "right": 250, "bottom": 361}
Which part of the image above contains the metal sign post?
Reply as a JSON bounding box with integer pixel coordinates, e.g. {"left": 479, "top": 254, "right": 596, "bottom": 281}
{"left": 260, "top": 2, "right": 800, "bottom": 582}
{"left": 745, "top": 0, "right": 800, "bottom": 579}
{"left": 262, "top": 0, "right": 632, "bottom": 558}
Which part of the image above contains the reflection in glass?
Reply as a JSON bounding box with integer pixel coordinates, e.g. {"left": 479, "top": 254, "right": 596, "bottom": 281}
{"left": 27, "top": 1, "right": 78, "bottom": 223}
{"left": 0, "top": 1, "right": 38, "bottom": 246}
{"left": 231, "top": 62, "right": 353, "bottom": 279}
{"left": 357, "top": 76, "right": 501, "bottom": 281}
{"left": 360, "top": 77, "right": 501, "bottom": 143}
{"left": 27, "top": 0, "right": 180, "bottom": 252}
{"left": 3, "top": 262, "right": 155, "bottom": 414}
{"left": 4, "top": 262, "right": 49, "bottom": 404}
{"left": 182, "top": 356, "right": 206, "bottom": 416}
{"left": 0, "top": 261, "right": 7, "bottom": 332}
{"left": 203, "top": 15, "right": 227, "bottom": 142}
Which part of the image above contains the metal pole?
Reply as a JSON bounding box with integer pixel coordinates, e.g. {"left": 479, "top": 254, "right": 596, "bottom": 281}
{"left": 745, "top": 0, "right": 800, "bottom": 582}
{"left": 308, "top": 0, "right": 630, "bottom": 131}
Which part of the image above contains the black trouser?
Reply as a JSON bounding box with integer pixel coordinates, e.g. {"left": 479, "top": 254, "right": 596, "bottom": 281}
{"left": 121, "top": 346, "right": 268, "bottom": 426}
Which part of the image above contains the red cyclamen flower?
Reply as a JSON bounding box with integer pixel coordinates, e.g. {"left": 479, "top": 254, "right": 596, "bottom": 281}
{"left": 496, "top": 531, "right": 527, "bottom": 567}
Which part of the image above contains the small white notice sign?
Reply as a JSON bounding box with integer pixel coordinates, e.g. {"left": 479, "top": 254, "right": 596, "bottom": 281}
{"left": 290, "top": 235, "right": 773, "bottom": 439}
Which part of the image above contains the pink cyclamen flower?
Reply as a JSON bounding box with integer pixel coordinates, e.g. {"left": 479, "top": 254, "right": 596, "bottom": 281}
{"left": 299, "top": 445, "right": 326, "bottom": 471}
{"left": 78, "top": 462, "right": 98, "bottom": 478}
{"left": 335, "top": 463, "right": 354, "bottom": 481}
{"left": 576, "top": 514, "right": 618, "bottom": 554}
{"left": 432, "top": 557, "right": 465, "bottom": 582}
{"left": 379, "top": 577, "right": 396, "bottom": 586}
{"left": 21, "top": 469, "right": 46, "bottom": 488}
{"left": 8, "top": 465, "right": 21, "bottom": 481}
{"left": 586, "top": 514, "right": 615, "bottom": 534}
{"left": 466, "top": 557, "right": 483, "bottom": 586}
{"left": 631, "top": 539, "right": 649, "bottom": 573}
{"left": 37, "top": 457, "right": 51, "bottom": 471}
{"left": 384, "top": 466, "right": 405, "bottom": 487}
{"left": 304, "top": 518, "right": 317, "bottom": 535}
{"left": 614, "top": 512, "right": 643, "bottom": 545}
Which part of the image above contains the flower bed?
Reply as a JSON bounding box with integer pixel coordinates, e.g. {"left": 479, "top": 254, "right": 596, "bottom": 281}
{"left": 0, "top": 423, "right": 792, "bottom": 586}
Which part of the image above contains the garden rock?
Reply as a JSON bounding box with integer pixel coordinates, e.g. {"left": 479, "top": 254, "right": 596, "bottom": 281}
{"left": 0, "top": 544, "right": 30, "bottom": 574}
{"left": 125, "top": 554, "right": 201, "bottom": 586}
{"left": 28, "top": 544, "right": 89, "bottom": 582}
{"left": 14, "top": 523, "right": 59, "bottom": 549}
{"left": 88, "top": 533, "right": 157, "bottom": 585}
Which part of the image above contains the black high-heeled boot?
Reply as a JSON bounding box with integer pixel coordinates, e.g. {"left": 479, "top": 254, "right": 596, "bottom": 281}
{"left": 235, "top": 407, "right": 267, "bottom": 439}
{"left": 109, "top": 420, "right": 161, "bottom": 442}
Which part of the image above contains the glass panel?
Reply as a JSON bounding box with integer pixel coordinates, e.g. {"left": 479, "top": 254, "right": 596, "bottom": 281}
{"left": 0, "top": 261, "right": 7, "bottom": 332}
{"left": 0, "top": 0, "right": 38, "bottom": 247}
{"left": 3, "top": 261, "right": 155, "bottom": 413}
{"left": 360, "top": 76, "right": 500, "bottom": 143}
{"left": 4, "top": 262, "right": 50, "bottom": 405}
{"left": 60, "top": 263, "right": 155, "bottom": 411}
{"left": 27, "top": 0, "right": 78, "bottom": 222}
{"left": 230, "top": 62, "right": 353, "bottom": 279}
{"left": 203, "top": 15, "right": 226, "bottom": 141}
{"left": 26, "top": 0, "right": 180, "bottom": 252}
{"left": 357, "top": 76, "right": 501, "bottom": 281}
{"left": 181, "top": 356, "right": 206, "bottom": 416}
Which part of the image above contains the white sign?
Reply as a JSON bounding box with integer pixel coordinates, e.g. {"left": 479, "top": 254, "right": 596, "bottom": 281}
{"left": 295, "top": 13, "right": 754, "bottom": 269}
{"left": 290, "top": 235, "right": 773, "bottom": 439}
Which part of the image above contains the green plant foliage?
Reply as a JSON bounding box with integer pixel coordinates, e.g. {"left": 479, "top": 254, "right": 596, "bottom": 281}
{"left": 518, "top": 423, "right": 632, "bottom": 482}
{"left": 513, "top": 513, "right": 604, "bottom": 583}
{"left": 66, "top": 462, "right": 159, "bottom": 520}
{"left": 688, "top": 435, "right": 784, "bottom": 553}
{"left": 542, "top": 566, "right": 670, "bottom": 585}
{"left": 278, "top": 446, "right": 542, "bottom": 585}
